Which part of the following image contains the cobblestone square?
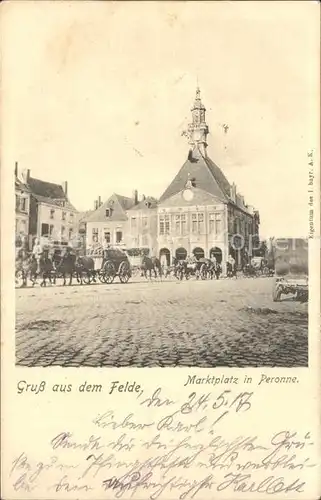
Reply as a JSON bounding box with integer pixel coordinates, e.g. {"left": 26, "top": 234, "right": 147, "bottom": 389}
{"left": 15, "top": 277, "right": 308, "bottom": 368}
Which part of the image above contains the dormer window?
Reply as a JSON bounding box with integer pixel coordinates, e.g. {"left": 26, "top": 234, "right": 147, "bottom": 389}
{"left": 191, "top": 177, "right": 196, "bottom": 187}
{"left": 105, "top": 209, "right": 112, "bottom": 217}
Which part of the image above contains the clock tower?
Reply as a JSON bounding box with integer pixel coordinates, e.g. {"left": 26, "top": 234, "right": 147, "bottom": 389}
{"left": 187, "top": 87, "right": 209, "bottom": 157}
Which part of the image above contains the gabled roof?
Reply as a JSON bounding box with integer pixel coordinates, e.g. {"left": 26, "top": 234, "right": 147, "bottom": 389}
{"left": 85, "top": 193, "right": 135, "bottom": 223}
{"left": 159, "top": 146, "right": 231, "bottom": 203}
{"left": 114, "top": 193, "right": 136, "bottom": 211}
{"left": 27, "top": 176, "right": 77, "bottom": 210}
{"left": 28, "top": 177, "right": 66, "bottom": 199}
{"left": 158, "top": 187, "right": 226, "bottom": 208}
{"left": 128, "top": 196, "right": 158, "bottom": 211}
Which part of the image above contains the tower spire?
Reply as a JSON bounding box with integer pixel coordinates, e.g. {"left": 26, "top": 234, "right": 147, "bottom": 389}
{"left": 186, "top": 87, "right": 209, "bottom": 157}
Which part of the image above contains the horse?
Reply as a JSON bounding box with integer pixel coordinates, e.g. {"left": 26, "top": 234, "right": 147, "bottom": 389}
{"left": 140, "top": 255, "right": 162, "bottom": 279}
{"left": 198, "top": 258, "right": 221, "bottom": 280}
{"left": 15, "top": 249, "right": 54, "bottom": 287}
{"left": 56, "top": 250, "right": 77, "bottom": 286}
{"left": 75, "top": 255, "right": 96, "bottom": 284}
{"left": 38, "top": 251, "right": 56, "bottom": 286}
{"left": 15, "top": 249, "right": 36, "bottom": 287}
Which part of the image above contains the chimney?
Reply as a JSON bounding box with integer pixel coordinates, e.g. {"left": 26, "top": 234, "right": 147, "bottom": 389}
{"left": 142, "top": 194, "right": 146, "bottom": 201}
{"left": 22, "top": 169, "right": 30, "bottom": 183}
{"left": 98, "top": 195, "right": 102, "bottom": 207}
{"left": 62, "top": 181, "right": 68, "bottom": 196}
{"left": 94, "top": 200, "right": 98, "bottom": 210}
{"left": 230, "top": 182, "right": 236, "bottom": 203}
{"left": 133, "top": 189, "right": 138, "bottom": 205}
{"left": 15, "top": 161, "right": 18, "bottom": 177}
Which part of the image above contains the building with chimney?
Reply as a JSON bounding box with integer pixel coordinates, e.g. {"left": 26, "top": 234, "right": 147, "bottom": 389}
{"left": 157, "top": 88, "right": 260, "bottom": 270}
{"left": 18, "top": 168, "right": 78, "bottom": 247}
{"left": 85, "top": 192, "right": 137, "bottom": 253}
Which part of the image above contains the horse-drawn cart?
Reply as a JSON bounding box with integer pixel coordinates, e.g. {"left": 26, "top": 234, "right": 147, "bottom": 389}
{"left": 272, "top": 238, "right": 308, "bottom": 302}
{"left": 99, "top": 247, "right": 131, "bottom": 284}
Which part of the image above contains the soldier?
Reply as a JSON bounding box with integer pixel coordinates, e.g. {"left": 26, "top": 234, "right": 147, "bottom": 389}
{"left": 210, "top": 254, "right": 217, "bottom": 266}
{"left": 227, "top": 254, "right": 236, "bottom": 276}
{"left": 187, "top": 253, "right": 197, "bottom": 267}
{"left": 32, "top": 237, "right": 43, "bottom": 274}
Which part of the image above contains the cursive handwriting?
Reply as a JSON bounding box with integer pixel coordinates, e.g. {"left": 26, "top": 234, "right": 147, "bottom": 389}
{"left": 8, "top": 386, "right": 317, "bottom": 499}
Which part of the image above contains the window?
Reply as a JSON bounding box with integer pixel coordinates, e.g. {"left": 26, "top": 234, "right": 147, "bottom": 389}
{"left": 159, "top": 214, "right": 170, "bottom": 235}
{"left": 131, "top": 217, "right": 137, "bottom": 229}
{"left": 142, "top": 217, "right": 148, "bottom": 228}
{"left": 215, "top": 214, "right": 222, "bottom": 235}
{"left": 165, "top": 215, "right": 170, "bottom": 234}
{"left": 62, "top": 211, "right": 66, "bottom": 221}
{"left": 116, "top": 231, "right": 122, "bottom": 244}
{"left": 104, "top": 231, "right": 111, "bottom": 243}
{"left": 41, "top": 223, "right": 49, "bottom": 236}
{"left": 15, "top": 195, "right": 19, "bottom": 210}
{"left": 61, "top": 226, "right": 65, "bottom": 236}
{"left": 50, "top": 209, "right": 55, "bottom": 219}
{"left": 175, "top": 214, "right": 187, "bottom": 235}
{"left": 142, "top": 235, "right": 148, "bottom": 246}
{"left": 105, "top": 209, "right": 110, "bottom": 217}
{"left": 92, "top": 227, "right": 98, "bottom": 242}
{"left": 191, "top": 213, "right": 204, "bottom": 234}
{"left": 49, "top": 224, "right": 54, "bottom": 236}
{"left": 209, "top": 213, "right": 222, "bottom": 235}
{"left": 20, "top": 198, "right": 27, "bottom": 212}
{"left": 69, "top": 228, "right": 73, "bottom": 239}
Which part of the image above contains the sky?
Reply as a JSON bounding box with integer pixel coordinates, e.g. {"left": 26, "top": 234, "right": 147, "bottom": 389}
{"left": 2, "top": 1, "right": 319, "bottom": 238}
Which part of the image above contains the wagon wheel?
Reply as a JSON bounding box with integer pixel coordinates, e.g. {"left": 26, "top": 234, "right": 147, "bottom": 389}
{"left": 119, "top": 261, "right": 131, "bottom": 284}
{"left": 199, "top": 263, "right": 208, "bottom": 280}
{"left": 103, "top": 260, "right": 115, "bottom": 283}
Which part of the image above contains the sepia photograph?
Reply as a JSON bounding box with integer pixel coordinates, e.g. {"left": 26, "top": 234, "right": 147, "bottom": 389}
{"left": 11, "top": 1, "right": 314, "bottom": 369}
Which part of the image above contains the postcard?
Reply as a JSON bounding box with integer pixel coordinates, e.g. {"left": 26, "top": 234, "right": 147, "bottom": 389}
{"left": 1, "top": 1, "right": 320, "bottom": 499}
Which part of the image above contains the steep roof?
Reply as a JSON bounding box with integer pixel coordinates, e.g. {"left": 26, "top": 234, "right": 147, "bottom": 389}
{"left": 85, "top": 193, "right": 135, "bottom": 223}
{"left": 158, "top": 187, "right": 226, "bottom": 208}
{"left": 128, "top": 196, "right": 158, "bottom": 211}
{"left": 28, "top": 177, "right": 66, "bottom": 199}
{"left": 159, "top": 146, "right": 231, "bottom": 203}
{"left": 27, "top": 176, "right": 77, "bottom": 210}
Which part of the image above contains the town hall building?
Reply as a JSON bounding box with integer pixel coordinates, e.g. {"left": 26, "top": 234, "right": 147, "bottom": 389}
{"left": 156, "top": 88, "right": 260, "bottom": 271}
